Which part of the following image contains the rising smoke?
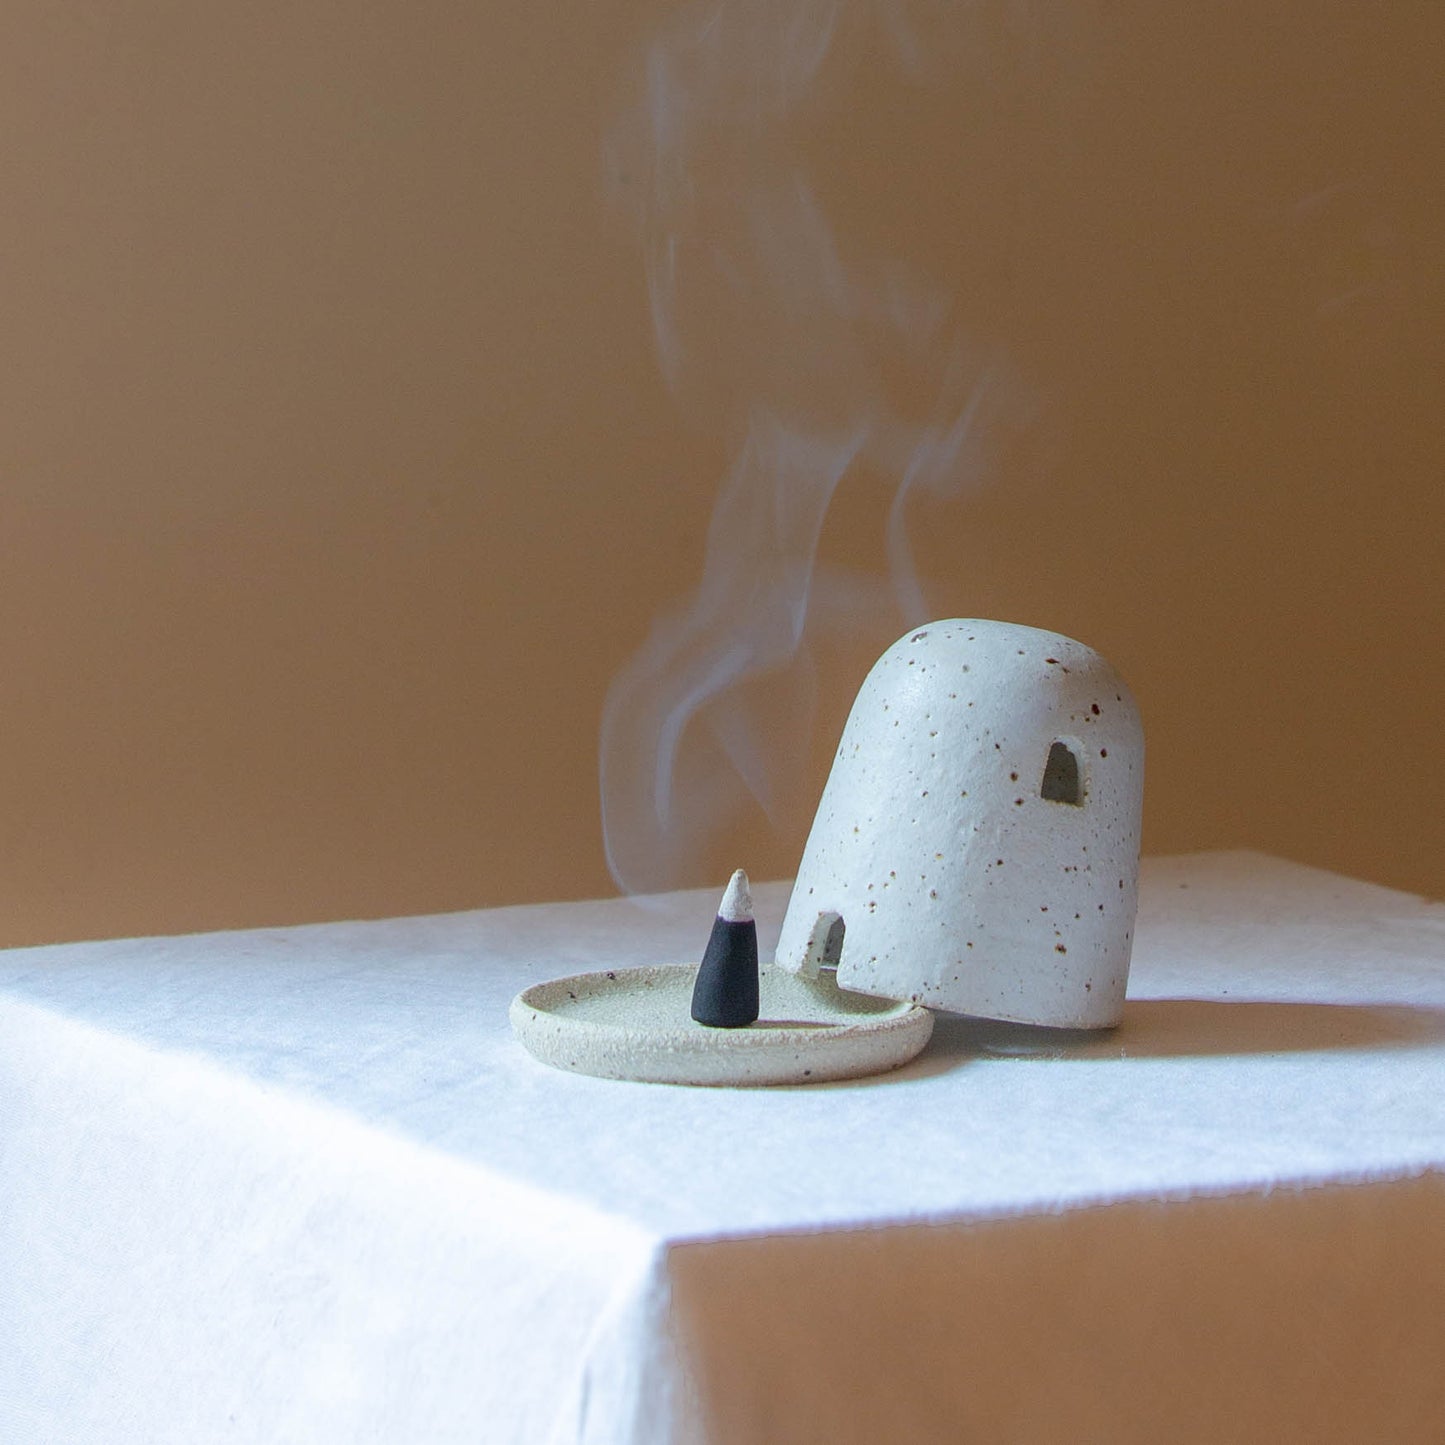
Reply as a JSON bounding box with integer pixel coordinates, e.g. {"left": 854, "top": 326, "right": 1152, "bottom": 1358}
{"left": 599, "top": 0, "right": 1020, "bottom": 896}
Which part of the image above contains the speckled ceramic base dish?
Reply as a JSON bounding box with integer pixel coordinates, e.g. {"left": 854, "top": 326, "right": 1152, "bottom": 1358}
{"left": 510, "top": 965, "right": 933, "bottom": 1086}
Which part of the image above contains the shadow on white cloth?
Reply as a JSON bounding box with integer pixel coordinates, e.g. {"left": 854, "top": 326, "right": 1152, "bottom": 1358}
{"left": 951, "top": 996, "right": 1445, "bottom": 1057}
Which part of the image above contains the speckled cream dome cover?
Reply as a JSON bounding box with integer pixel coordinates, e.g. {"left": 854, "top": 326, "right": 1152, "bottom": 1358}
{"left": 775, "top": 620, "right": 1144, "bottom": 1028}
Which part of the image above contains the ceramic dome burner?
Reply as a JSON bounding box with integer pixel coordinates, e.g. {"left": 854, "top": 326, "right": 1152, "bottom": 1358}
{"left": 511, "top": 619, "right": 1144, "bottom": 1085}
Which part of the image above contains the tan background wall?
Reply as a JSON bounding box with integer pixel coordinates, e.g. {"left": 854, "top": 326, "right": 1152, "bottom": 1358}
{"left": 1, "top": 1, "right": 1440, "bottom": 947}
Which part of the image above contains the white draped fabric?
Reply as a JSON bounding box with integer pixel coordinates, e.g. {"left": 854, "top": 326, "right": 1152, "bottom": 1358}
{"left": 3, "top": 853, "right": 1443, "bottom": 1442}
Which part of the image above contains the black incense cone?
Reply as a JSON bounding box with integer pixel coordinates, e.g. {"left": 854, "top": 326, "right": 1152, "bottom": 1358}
{"left": 690, "top": 869, "right": 759, "bottom": 1028}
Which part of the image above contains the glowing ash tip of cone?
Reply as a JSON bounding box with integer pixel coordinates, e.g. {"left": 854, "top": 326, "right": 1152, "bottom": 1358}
{"left": 717, "top": 869, "right": 753, "bottom": 924}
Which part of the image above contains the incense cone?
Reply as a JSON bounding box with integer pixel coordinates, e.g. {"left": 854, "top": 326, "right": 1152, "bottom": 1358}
{"left": 690, "top": 869, "right": 760, "bottom": 1028}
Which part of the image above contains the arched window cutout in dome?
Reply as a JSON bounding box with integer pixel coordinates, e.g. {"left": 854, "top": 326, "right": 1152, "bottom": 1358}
{"left": 804, "top": 911, "right": 846, "bottom": 972}
{"left": 1041, "top": 741, "right": 1084, "bottom": 806}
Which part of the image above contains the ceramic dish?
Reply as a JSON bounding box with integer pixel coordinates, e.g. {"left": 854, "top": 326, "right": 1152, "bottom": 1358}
{"left": 510, "top": 964, "right": 933, "bottom": 1086}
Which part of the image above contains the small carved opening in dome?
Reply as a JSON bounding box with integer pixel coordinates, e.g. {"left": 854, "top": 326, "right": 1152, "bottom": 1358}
{"left": 1041, "top": 741, "right": 1083, "bottom": 806}
{"left": 806, "top": 911, "right": 847, "bottom": 971}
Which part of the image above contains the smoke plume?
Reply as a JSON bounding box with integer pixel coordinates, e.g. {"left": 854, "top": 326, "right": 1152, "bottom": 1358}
{"left": 600, "top": 0, "right": 1016, "bottom": 895}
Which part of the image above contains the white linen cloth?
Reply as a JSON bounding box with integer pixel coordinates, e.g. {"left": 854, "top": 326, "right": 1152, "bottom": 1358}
{"left": 3, "top": 852, "right": 1444, "bottom": 1442}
